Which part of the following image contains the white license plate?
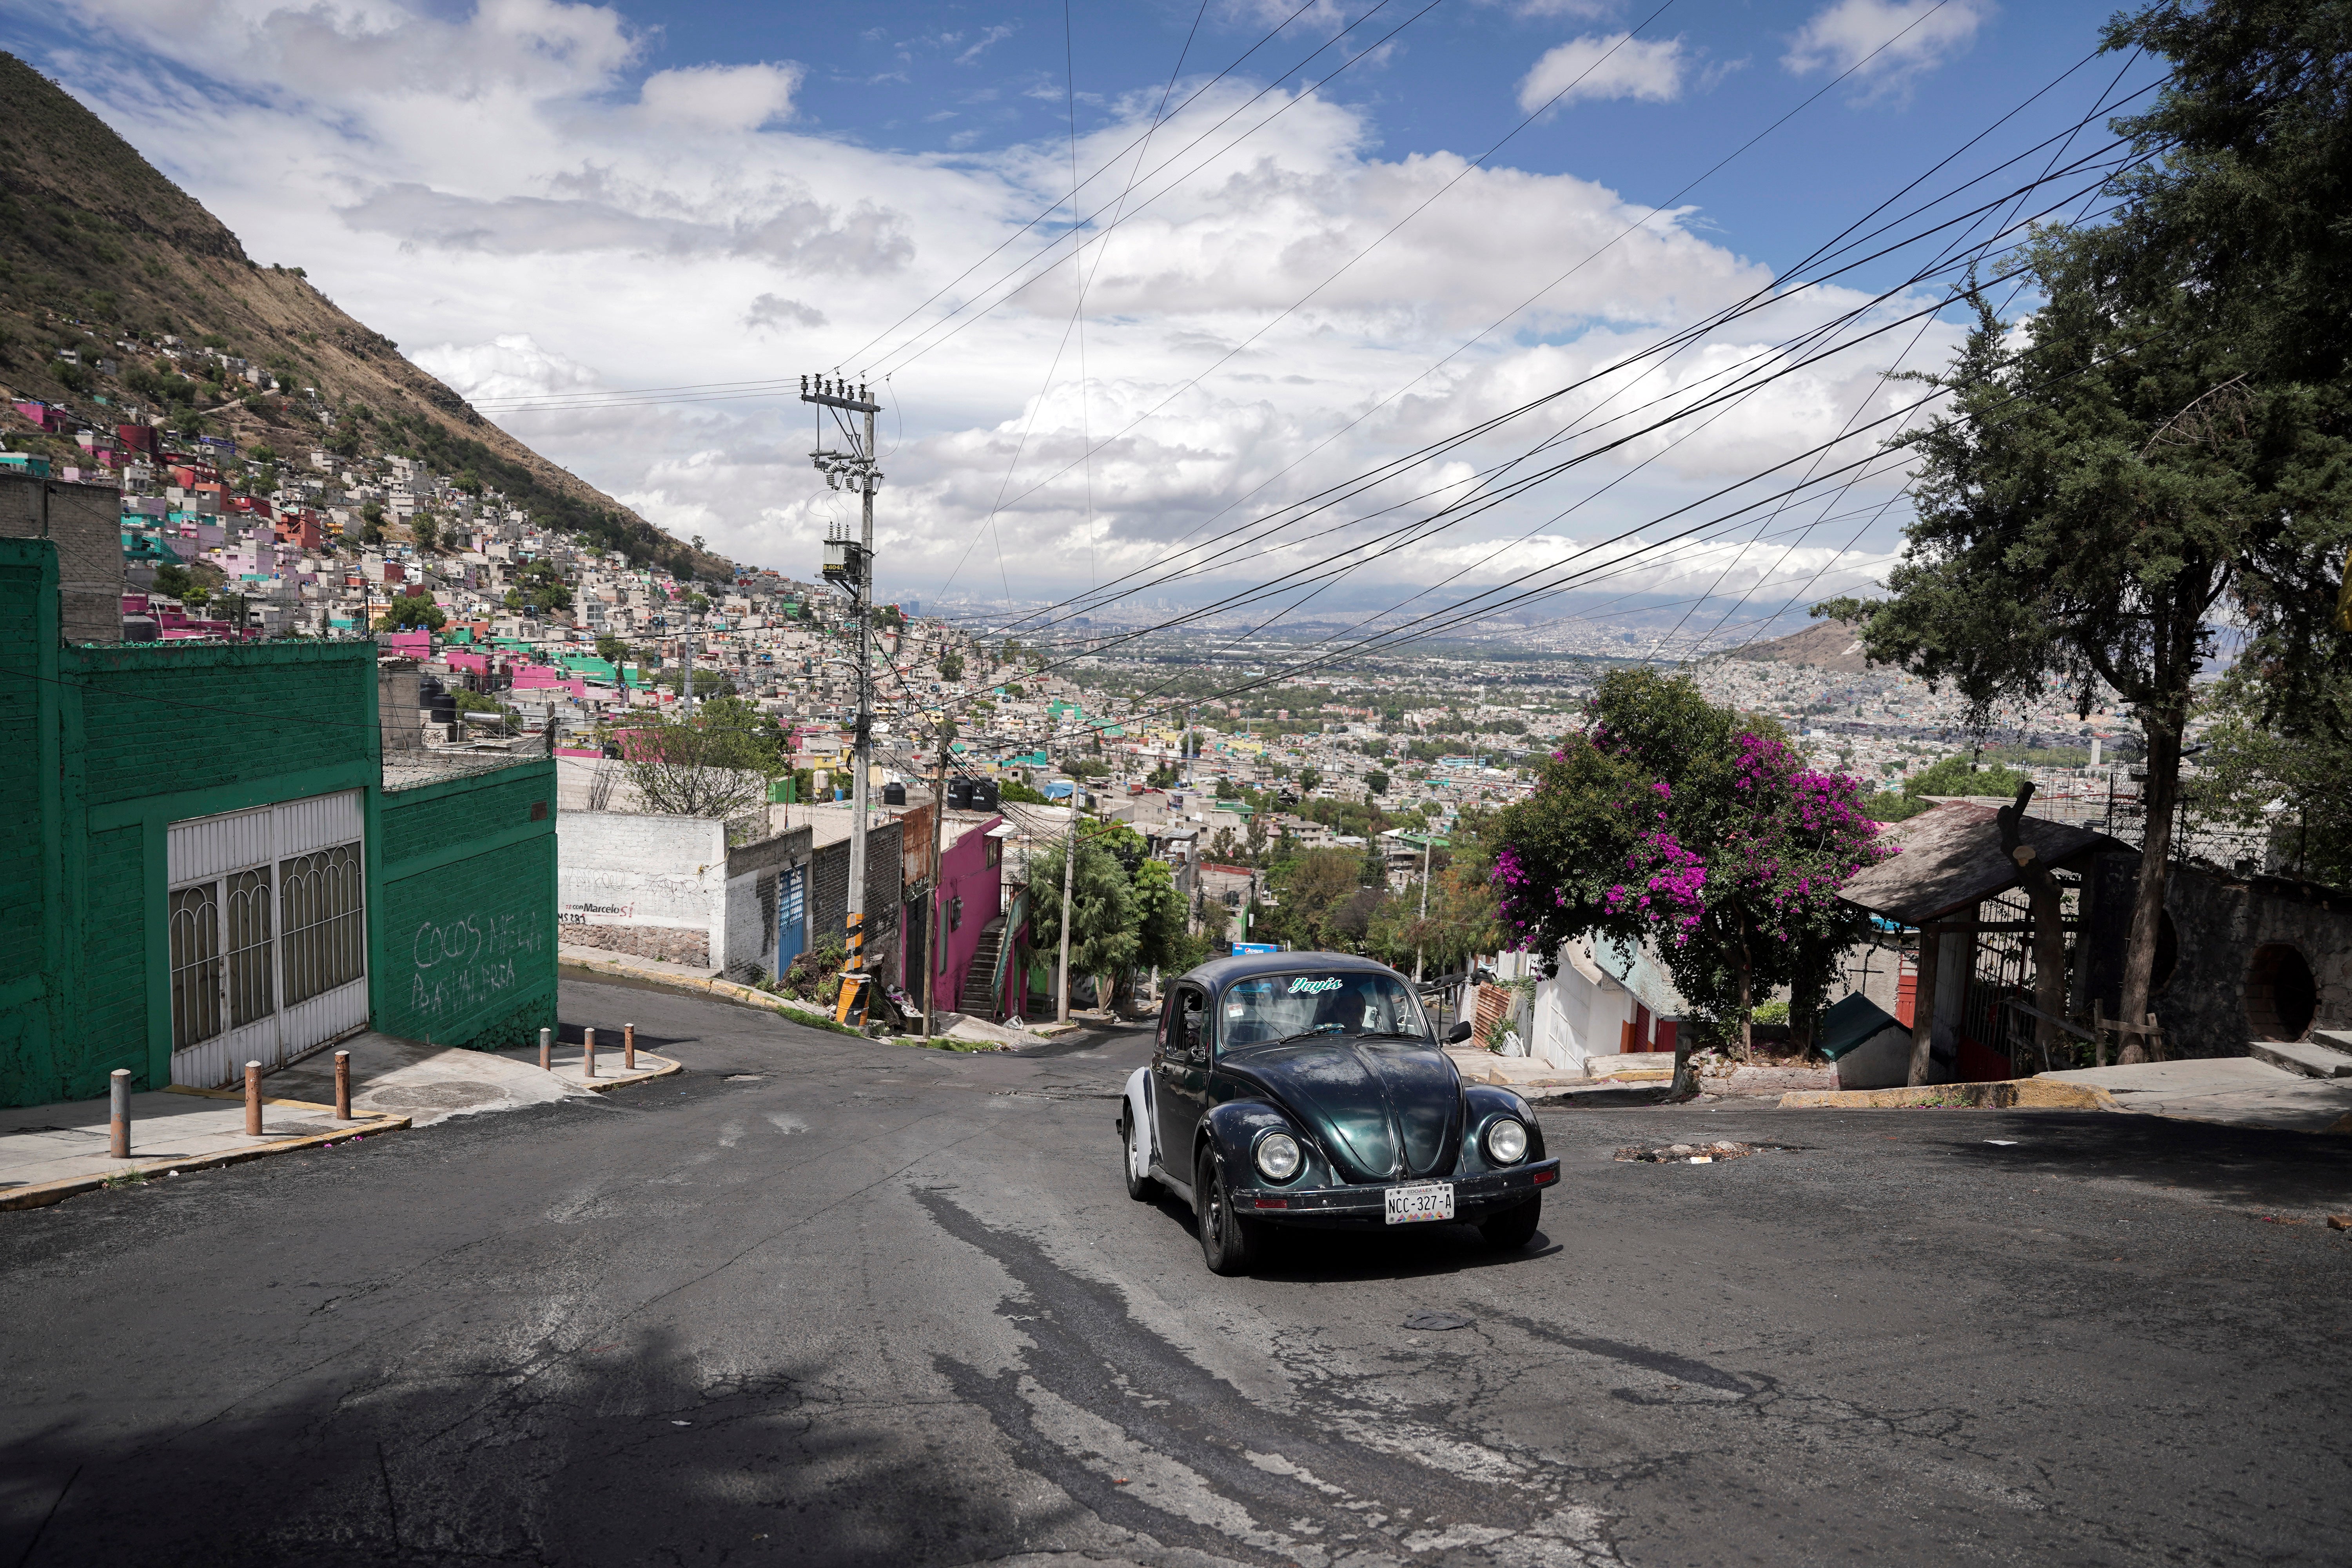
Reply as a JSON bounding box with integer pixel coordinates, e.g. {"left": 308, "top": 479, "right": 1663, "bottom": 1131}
{"left": 1385, "top": 1182, "right": 1454, "bottom": 1225}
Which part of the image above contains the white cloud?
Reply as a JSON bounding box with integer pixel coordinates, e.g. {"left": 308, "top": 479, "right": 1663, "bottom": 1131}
{"left": 30, "top": 0, "right": 1937, "bottom": 606}
{"left": 1517, "top": 33, "right": 1686, "bottom": 114}
{"left": 1512, "top": 0, "right": 1616, "bottom": 18}
{"left": 636, "top": 62, "right": 802, "bottom": 130}
{"left": 1782, "top": 0, "right": 1992, "bottom": 99}
{"left": 743, "top": 293, "right": 828, "bottom": 332}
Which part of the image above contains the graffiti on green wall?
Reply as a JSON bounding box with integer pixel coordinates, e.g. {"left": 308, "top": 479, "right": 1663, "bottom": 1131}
{"left": 408, "top": 907, "right": 545, "bottom": 1026}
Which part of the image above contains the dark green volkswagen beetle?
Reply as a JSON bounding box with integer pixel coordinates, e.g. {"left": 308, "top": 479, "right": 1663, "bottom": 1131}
{"left": 1119, "top": 951, "right": 1558, "bottom": 1274}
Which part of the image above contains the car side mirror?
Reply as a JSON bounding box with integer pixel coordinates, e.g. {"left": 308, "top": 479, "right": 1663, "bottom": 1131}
{"left": 1445, "top": 1021, "right": 1473, "bottom": 1045}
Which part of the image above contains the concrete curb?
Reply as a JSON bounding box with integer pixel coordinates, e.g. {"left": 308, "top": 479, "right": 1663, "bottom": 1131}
{"left": 563, "top": 1054, "right": 684, "bottom": 1094}
{"left": 562, "top": 952, "right": 863, "bottom": 1036}
{"left": 0, "top": 1097, "right": 410, "bottom": 1212}
{"left": 1778, "top": 1080, "right": 2120, "bottom": 1112}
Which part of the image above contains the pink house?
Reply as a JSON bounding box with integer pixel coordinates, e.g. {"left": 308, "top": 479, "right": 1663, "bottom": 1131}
{"left": 511, "top": 665, "right": 588, "bottom": 701}
{"left": 924, "top": 814, "right": 1007, "bottom": 1014}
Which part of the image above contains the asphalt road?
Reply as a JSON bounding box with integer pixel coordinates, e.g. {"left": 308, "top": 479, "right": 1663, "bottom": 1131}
{"left": 5, "top": 976, "right": 2351, "bottom": 1568}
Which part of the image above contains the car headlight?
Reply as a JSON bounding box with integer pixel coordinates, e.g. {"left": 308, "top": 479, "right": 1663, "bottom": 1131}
{"left": 1485, "top": 1117, "right": 1528, "bottom": 1165}
{"left": 1255, "top": 1131, "right": 1303, "bottom": 1182}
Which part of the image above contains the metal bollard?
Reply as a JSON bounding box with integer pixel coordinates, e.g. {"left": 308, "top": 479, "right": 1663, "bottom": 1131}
{"left": 584, "top": 1026, "right": 597, "bottom": 1079}
{"left": 539, "top": 1026, "right": 552, "bottom": 1073}
{"left": 244, "top": 1060, "right": 263, "bottom": 1136}
{"left": 109, "top": 1069, "right": 131, "bottom": 1160}
{"left": 335, "top": 1050, "right": 352, "bottom": 1120}
{"left": 624, "top": 1022, "right": 636, "bottom": 1072}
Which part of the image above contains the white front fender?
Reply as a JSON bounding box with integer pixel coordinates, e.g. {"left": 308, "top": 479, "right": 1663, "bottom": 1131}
{"left": 1122, "top": 1065, "right": 1155, "bottom": 1180}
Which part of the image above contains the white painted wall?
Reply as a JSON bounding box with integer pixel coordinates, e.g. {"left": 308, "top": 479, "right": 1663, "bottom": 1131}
{"left": 1528, "top": 938, "right": 1633, "bottom": 1069}
{"left": 724, "top": 869, "right": 767, "bottom": 982}
{"left": 557, "top": 811, "right": 726, "bottom": 956}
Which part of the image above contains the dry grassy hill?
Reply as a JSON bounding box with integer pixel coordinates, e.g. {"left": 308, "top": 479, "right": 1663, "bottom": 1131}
{"left": 1725, "top": 618, "right": 1873, "bottom": 673}
{"left": 0, "top": 52, "right": 730, "bottom": 582}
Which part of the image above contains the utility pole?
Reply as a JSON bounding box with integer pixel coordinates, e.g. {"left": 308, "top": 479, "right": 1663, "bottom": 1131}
{"left": 805, "top": 373, "right": 883, "bottom": 1027}
{"left": 1413, "top": 833, "right": 1432, "bottom": 984}
{"left": 1056, "top": 806, "right": 1078, "bottom": 1024}
{"left": 920, "top": 728, "right": 950, "bottom": 1041}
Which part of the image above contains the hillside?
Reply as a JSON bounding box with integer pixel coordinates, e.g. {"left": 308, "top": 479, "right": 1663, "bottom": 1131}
{"left": 0, "top": 52, "right": 729, "bottom": 582}
{"left": 1724, "top": 618, "right": 1873, "bottom": 673}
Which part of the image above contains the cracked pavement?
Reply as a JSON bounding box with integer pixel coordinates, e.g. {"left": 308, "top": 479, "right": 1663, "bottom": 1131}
{"left": 2, "top": 976, "right": 2350, "bottom": 1566}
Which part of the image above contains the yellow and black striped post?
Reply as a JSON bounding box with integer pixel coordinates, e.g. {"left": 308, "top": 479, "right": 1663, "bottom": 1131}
{"left": 835, "top": 910, "right": 868, "bottom": 1024}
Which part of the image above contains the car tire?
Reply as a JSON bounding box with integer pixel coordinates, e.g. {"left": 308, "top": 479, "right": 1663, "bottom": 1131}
{"left": 1122, "top": 1109, "right": 1159, "bottom": 1202}
{"left": 1479, "top": 1194, "right": 1542, "bottom": 1251}
{"left": 1196, "top": 1147, "right": 1259, "bottom": 1276}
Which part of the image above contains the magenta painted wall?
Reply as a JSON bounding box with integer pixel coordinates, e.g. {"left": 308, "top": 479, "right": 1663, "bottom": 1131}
{"left": 929, "top": 815, "right": 1004, "bottom": 1009}
{"left": 511, "top": 666, "right": 586, "bottom": 699}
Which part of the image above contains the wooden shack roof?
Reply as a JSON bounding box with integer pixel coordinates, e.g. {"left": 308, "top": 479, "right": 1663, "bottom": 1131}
{"left": 1838, "top": 801, "right": 2129, "bottom": 927}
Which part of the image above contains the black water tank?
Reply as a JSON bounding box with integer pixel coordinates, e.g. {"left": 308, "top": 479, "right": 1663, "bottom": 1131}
{"left": 428, "top": 696, "right": 457, "bottom": 724}
{"left": 882, "top": 780, "right": 907, "bottom": 806}
{"left": 971, "top": 778, "right": 1000, "bottom": 811}
{"left": 947, "top": 777, "right": 976, "bottom": 810}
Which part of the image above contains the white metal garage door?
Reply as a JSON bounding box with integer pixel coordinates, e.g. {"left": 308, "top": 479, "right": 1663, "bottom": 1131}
{"left": 166, "top": 790, "right": 368, "bottom": 1089}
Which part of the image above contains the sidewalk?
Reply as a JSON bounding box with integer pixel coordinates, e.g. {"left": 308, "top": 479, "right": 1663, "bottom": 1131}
{"left": 2039, "top": 1057, "right": 2352, "bottom": 1133}
{"left": 1, "top": 1028, "right": 682, "bottom": 1213}
{"left": 269, "top": 1030, "right": 579, "bottom": 1126}
{"left": 559, "top": 943, "right": 1063, "bottom": 1048}
{"left": 561, "top": 944, "right": 856, "bottom": 1036}
{"left": 0, "top": 1082, "right": 407, "bottom": 1212}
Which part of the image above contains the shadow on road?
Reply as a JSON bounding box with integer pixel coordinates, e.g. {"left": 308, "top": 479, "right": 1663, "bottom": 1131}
{"left": 0, "top": 1326, "right": 1076, "bottom": 1568}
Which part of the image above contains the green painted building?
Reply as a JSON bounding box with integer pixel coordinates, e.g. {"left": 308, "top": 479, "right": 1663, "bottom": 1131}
{"left": 1, "top": 538, "right": 558, "bottom": 1109}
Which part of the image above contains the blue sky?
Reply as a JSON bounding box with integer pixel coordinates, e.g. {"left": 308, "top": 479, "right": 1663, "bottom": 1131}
{"left": 661, "top": 0, "right": 2144, "bottom": 310}
{"left": 9, "top": 0, "right": 2164, "bottom": 633}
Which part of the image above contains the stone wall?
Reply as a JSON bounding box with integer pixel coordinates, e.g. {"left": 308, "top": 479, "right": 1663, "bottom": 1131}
{"left": 2089, "top": 853, "right": 2352, "bottom": 1054}
{"left": 565, "top": 921, "right": 710, "bottom": 969}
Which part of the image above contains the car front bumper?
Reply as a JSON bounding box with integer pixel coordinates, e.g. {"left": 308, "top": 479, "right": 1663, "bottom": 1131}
{"left": 1230, "top": 1158, "right": 1559, "bottom": 1228}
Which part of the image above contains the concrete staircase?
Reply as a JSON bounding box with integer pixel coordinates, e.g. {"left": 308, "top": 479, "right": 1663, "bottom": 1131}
{"left": 2250, "top": 1033, "right": 2352, "bottom": 1080}
{"left": 958, "top": 919, "right": 1007, "bottom": 1019}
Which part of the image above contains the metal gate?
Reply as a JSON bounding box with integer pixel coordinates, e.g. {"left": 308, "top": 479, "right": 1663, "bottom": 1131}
{"left": 777, "top": 864, "right": 806, "bottom": 972}
{"left": 167, "top": 790, "right": 368, "bottom": 1088}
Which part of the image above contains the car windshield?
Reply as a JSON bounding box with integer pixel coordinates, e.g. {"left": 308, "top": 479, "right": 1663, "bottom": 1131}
{"left": 1218, "top": 971, "right": 1430, "bottom": 1051}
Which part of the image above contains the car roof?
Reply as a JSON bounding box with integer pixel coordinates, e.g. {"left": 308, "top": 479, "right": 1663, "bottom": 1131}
{"left": 1177, "top": 951, "right": 1408, "bottom": 992}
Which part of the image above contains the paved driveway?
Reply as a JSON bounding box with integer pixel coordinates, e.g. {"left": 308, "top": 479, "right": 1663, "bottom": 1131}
{"left": 3, "top": 976, "right": 2349, "bottom": 1566}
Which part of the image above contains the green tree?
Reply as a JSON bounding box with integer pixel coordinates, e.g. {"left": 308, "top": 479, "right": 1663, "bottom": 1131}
{"left": 1130, "top": 858, "right": 1194, "bottom": 980}
{"left": 1899, "top": 753, "right": 2033, "bottom": 802}
{"left": 1490, "top": 670, "right": 1880, "bottom": 1077}
{"left": 2186, "top": 666, "right": 2352, "bottom": 890}
{"left": 1365, "top": 770, "right": 1389, "bottom": 797}
{"left": 374, "top": 596, "right": 446, "bottom": 632}
{"left": 410, "top": 512, "right": 439, "bottom": 552}
{"left": 1261, "top": 848, "right": 1367, "bottom": 952}
{"left": 615, "top": 702, "right": 782, "bottom": 818}
{"left": 595, "top": 634, "right": 633, "bottom": 668}
{"left": 517, "top": 559, "right": 573, "bottom": 616}
{"left": 1825, "top": 3, "right": 2352, "bottom": 1056}
{"left": 1029, "top": 831, "right": 1138, "bottom": 1010}
{"left": 938, "top": 651, "right": 964, "bottom": 683}
{"left": 150, "top": 561, "right": 194, "bottom": 600}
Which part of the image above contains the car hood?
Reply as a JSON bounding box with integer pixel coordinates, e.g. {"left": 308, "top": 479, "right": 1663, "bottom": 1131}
{"left": 1227, "top": 1036, "right": 1462, "bottom": 1181}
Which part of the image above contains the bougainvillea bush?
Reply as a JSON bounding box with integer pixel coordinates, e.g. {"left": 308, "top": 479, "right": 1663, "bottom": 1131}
{"left": 1489, "top": 670, "right": 1891, "bottom": 1069}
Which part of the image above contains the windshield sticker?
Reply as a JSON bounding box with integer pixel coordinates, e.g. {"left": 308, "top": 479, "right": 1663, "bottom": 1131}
{"left": 1287, "top": 977, "right": 1344, "bottom": 994}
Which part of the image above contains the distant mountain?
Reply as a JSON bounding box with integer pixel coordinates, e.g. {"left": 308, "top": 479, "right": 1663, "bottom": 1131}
{"left": 1722, "top": 618, "right": 1873, "bottom": 673}
{"left": 0, "top": 52, "right": 728, "bottom": 581}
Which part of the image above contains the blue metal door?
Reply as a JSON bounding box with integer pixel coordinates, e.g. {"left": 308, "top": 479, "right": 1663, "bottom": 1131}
{"left": 777, "top": 864, "right": 806, "bottom": 970}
